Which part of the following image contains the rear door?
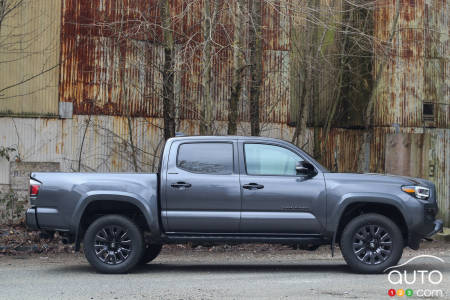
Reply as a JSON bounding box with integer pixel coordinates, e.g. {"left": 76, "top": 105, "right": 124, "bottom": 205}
{"left": 238, "top": 141, "right": 326, "bottom": 234}
{"left": 163, "top": 140, "right": 241, "bottom": 233}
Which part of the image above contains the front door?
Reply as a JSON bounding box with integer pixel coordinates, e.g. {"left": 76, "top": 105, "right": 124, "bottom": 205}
{"left": 239, "top": 142, "right": 326, "bottom": 234}
{"left": 164, "top": 140, "right": 241, "bottom": 233}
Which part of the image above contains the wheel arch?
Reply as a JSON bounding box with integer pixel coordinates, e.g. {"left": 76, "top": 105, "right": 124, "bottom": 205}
{"left": 72, "top": 193, "right": 157, "bottom": 250}
{"left": 334, "top": 202, "right": 409, "bottom": 244}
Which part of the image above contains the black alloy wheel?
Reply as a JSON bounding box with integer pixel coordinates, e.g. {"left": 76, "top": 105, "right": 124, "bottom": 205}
{"left": 83, "top": 215, "right": 144, "bottom": 273}
{"left": 352, "top": 224, "right": 392, "bottom": 265}
{"left": 93, "top": 225, "right": 132, "bottom": 265}
{"left": 340, "top": 213, "right": 403, "bottom": 274}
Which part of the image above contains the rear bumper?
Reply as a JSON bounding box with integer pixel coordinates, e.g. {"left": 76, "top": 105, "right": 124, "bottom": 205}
{"left": 25, "top": 207, "right": 39, "bottom": 230}
{"left": 426, "top": 219, "right": 444, "bottom": 238}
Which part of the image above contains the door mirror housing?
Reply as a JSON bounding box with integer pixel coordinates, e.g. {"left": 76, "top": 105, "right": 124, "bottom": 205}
{"left": 296, "top": 161, "right": 316, "bottom": 176}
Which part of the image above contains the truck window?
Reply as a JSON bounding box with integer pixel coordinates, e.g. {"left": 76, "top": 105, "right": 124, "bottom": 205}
{"left": 177, "top": 143, "right": 233, "bottom": 175}
{"left": 244, "top": 143, "right": 303, "bottom": 176}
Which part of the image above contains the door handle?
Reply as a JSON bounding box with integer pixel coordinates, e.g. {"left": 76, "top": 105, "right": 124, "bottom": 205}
{"left": 242, "top": 183, "right": 264, "bottom": 190}
{"left": 171, "top": 182, "right": 192, "bottom": 189}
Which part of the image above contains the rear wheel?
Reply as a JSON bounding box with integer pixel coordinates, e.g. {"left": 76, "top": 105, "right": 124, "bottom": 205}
{"left": 83, "top": 215, "right": 144, "bottom": 273}
{"left": 340, "top": 213, "right": 404, "bottom": 274}
{"left": 140, "top": 244, "right": 162, "bottom": 265}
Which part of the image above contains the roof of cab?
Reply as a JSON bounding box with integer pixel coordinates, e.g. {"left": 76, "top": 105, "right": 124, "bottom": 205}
{"left": 169, "top": 135, "right": 285, "bottom": 142}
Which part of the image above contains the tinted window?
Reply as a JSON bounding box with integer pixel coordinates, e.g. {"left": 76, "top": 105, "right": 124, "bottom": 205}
{"left": 244, "top": 144, "right": 303, "bottom": 176}
{"left": 177, "top": 143, "right": 233, "bottom": 175}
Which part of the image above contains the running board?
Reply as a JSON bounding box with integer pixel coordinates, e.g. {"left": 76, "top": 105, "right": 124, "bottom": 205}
{"left": 163, "top": 234, "right": 327, "bottom": 245}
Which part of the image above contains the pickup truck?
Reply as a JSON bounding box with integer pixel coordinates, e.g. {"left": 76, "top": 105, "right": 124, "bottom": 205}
{"left": 26, "top": 135, "right": 443, "bottom": 274}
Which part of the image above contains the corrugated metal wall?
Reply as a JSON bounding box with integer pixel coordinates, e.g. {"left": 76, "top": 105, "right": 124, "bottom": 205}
{"left": 374, "top": 0, "right": 449, "bottom": 128}
{"left": 0, "top": 0, "right": 448, "bottom": 224}
{"left": 1, "top": 116, "right": 447, "bottom": 223}
{"left": 0, "top": 0, "right": 61, "bottom": 116}
{"left": 59, "top": 0, "right": 292, "bottom": 124}
{"left": 316, "top": 127, "right": 449, "bottom": 224}
{"left": 0, "top": 116, "right": 297, "bottom": 180}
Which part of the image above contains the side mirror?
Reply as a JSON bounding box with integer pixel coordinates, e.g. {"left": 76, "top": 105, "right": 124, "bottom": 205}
{"left": 296, "top": 161, "right": 316, "bottom": 176}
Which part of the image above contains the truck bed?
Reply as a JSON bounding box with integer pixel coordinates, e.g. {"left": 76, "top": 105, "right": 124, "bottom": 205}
{"left": 28, "top": 172, "right": 158, "bottom": 234}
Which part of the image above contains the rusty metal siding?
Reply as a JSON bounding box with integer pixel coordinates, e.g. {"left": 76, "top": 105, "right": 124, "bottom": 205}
{"left": 372, "top": 127, "right": 448, "bottom": 225}
{"left": 0, "top": 116, "right": 298, "bottom": 184}
{"left": 260, "top": 50, "right": 290, "bottom": 124}
{"left": 60, "top": 34, "right": 165, "bottom": 117}
{"left": 0, "top": 0, "right": 61, "bottom": 116}
{"left": 0, "top": 117, "right": 448, "bottom": 224}
{"left": 384, "top": 130, "right": 449, "bottom": 224}
{"left": 315, "top": 126, "right": 449, "bottom": 224}
{"left": 60, "top": 0, "right": 293, "bottom": 123}
{"left": 211, "top": 48, "right": 233, "bottom": 121}
{"left": 424, "top": 0, "right": 449, "bottom": 128}
{"left": 261, "top": 0, "right": 290, "bottom": 51}
{"left": 315, "top": 128, "right": 365, "bottom": 173}
{"left": 373, "top": 0, "right": 449, "bottom": 128}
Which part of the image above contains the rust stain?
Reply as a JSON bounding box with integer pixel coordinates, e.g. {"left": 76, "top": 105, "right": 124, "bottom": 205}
{"left": 59, "top": 0, "right": 448, "bottom": 128}
{"left": 60, "top": 0, "right": 292, "bottom": 123}
{"left": 373, "top": 0, "right": 448, "bottom": 128}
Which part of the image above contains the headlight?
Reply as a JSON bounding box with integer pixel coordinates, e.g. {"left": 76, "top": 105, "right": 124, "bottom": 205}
{"left": 401, "top": 185, "right": 430, "bottom": 200}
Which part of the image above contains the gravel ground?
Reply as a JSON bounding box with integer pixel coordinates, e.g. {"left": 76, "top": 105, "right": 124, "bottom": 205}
{"left": 0, "top": 241, "right": 449, "bottom": 300}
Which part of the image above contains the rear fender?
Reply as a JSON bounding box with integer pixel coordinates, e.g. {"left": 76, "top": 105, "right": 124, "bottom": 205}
{"left": 72, "top": 192, "right": 160, "bottom": 249}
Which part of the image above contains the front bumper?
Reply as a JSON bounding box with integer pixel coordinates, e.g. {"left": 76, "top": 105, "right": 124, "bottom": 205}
{"left": 426, "top": 219, "right": 443, "bottom": 238}
{"left": 26, "top": 207, "right": 39, "bottom": 230}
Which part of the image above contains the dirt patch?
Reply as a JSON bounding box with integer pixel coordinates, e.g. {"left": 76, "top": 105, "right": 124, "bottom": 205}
{"left": 0, "top": 223, "right": 74, "bottom": 255}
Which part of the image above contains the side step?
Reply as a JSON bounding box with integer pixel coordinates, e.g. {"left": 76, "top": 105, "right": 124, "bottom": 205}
{"left": 163, "top": 234, "right": 327, "bottom": 245}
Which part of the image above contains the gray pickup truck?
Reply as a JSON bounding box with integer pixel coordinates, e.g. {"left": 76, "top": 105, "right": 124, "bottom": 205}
{"left": 26, "top": 136, "right": 443, "bottom": 274}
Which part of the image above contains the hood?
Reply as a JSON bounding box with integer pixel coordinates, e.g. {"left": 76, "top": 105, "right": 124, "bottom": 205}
{"left": 324, "top": 172, "right": 434, "bottom": 188}
{"left": 365, "top": 173, "right": 433, "bottom": 186}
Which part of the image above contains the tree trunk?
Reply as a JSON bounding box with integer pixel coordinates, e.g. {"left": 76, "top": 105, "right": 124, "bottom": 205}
{"left": 249, "top": 0, "right": 262, "bottom": 136}
{"left": 160, "top": 0, "right": 176, "bottom": 140}
{"left": 357, "top": 0, "right": 400, "bottom": 172}
{"left": 200, "top": 0, "right": 218, "bottom": 135}
{"left": 227, "top": 0, "right": 244, "bottom": 135}
{"left": 127, "top": 116, "right": 139, "bottom": 172}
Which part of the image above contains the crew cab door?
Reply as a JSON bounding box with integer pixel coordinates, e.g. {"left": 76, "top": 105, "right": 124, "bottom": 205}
{"left": 238, "top": 141, "right": 326, "bottom": 234}
{"left": 162, "top": 140, "right": 241, "bottom": 233}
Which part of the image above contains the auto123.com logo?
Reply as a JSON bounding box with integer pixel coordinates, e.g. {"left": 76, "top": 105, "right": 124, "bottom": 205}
{"left": 384, "top": 255, "right": 446, "bottom": 298}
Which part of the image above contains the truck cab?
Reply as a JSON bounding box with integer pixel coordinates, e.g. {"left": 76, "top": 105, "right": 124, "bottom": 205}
{"left": 160, "top": 136, "right": 327, "bottom": 236}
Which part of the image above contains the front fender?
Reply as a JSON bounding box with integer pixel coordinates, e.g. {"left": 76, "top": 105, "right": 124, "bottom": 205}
{"left": 327, "top": 192, "right": 410, "bottom": 233}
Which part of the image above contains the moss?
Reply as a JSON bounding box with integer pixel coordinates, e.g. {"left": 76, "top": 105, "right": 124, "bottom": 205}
{"left": 0, "top": 110, "right": 58, "bottom": 118}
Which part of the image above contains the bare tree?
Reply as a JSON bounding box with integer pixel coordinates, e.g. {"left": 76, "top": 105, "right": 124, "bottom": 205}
{"left": 160, "top": 0, "right": 176, "bottom": 140}
{"left": 248, "top": 0, "right": 263, "bottom": 136}
{"left": 357, "top": 0, "right": 401, "bottom": 172}
{"left": 227, "top": 0, "right": 245, "bottom": 135}
{"left": 199, "top": 0, "right": 220, "bottom": 135}
{"left": 61, "top": 0, "right": 403, "bottom": 175}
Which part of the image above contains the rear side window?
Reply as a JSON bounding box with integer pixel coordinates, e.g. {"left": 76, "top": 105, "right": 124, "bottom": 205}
{"left": 177, "top": 143, "right": 233, "bottom": 175}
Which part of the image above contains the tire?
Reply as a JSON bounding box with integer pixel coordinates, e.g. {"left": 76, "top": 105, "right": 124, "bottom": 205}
{"left": 340, "top": 213, "right": 404, "bottom": 274}
{"left": 83, "top": 215, "right": 144, "bottom": 274}
{"left": 139, "top": 244, "right": 162, "bottom": 265}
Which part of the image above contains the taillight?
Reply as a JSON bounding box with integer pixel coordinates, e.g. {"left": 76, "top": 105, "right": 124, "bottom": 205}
{"left": 30, "top": 184, "right": 40, "bottom": 196}
{"left": 30, "top": 179, "right": 40, "bottom": 197}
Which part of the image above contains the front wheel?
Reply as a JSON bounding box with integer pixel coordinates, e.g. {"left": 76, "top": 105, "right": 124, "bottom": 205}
{"left": 340, "top": 213, "right": 404, "bottom": 274}
{"left": 83, "top": 215, "right": 144, "bottom": 274}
